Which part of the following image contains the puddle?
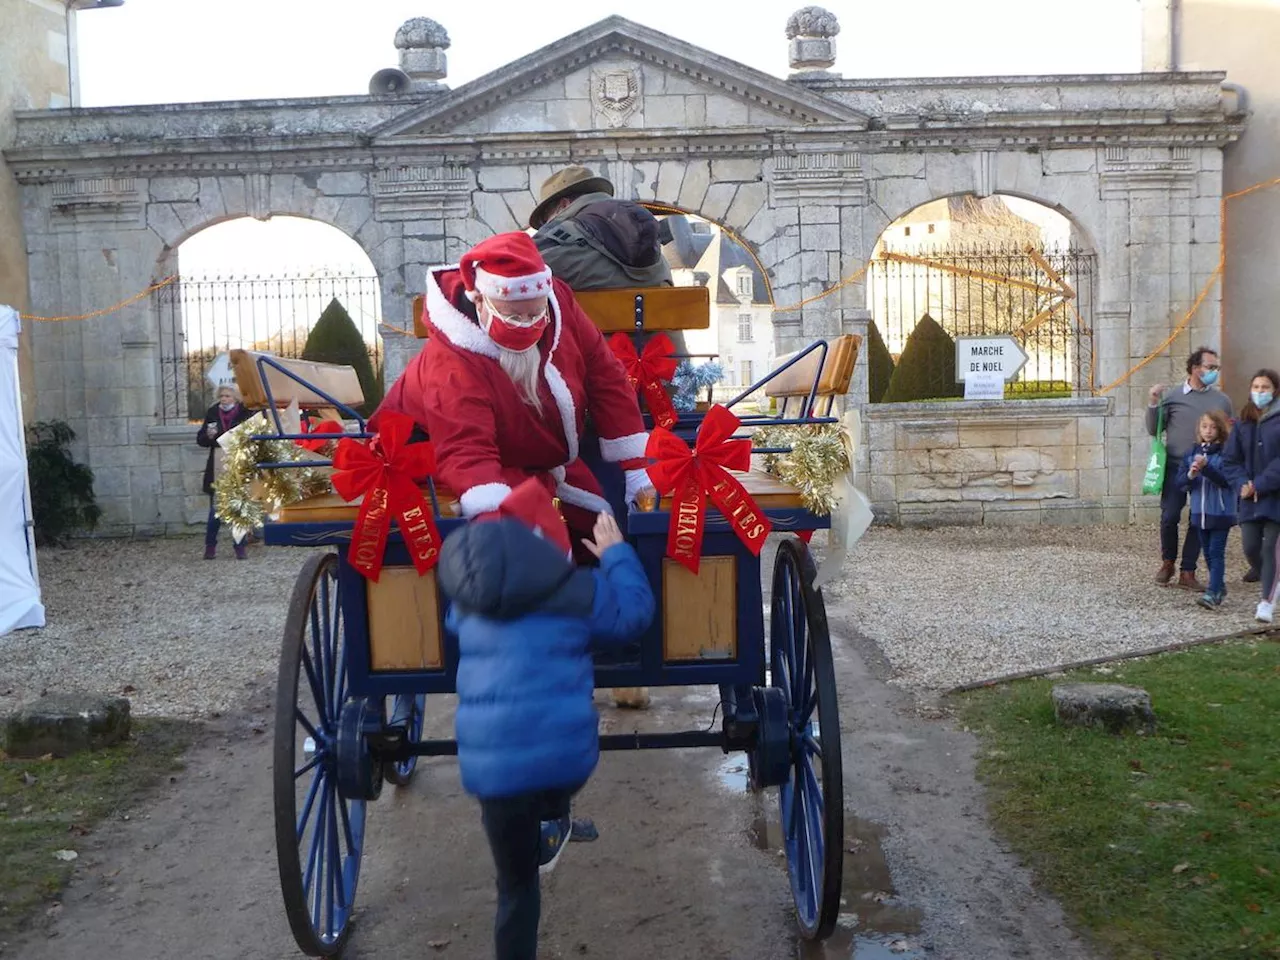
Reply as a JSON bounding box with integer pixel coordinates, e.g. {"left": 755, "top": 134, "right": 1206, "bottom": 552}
{"left": 750, "top": 814, "right": 927, "bottom": 960}
{"left": 717, "top": 754, "right": 749, "bottom": 792}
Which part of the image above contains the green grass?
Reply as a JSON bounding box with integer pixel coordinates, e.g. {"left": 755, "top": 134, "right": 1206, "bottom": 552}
{"left": 0, "top": 719, "right": 196, "bottom": 935}
{"left": 957, "top": 639, "right": 1280, "bottom": 960}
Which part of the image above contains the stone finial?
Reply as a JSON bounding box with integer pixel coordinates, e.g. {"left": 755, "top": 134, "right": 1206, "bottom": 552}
{"left": 395, "top": 18, "right": 449, "bottom": 87}
{"left": 394, "top": 17, "right": 451, "bottom": 50}
{"left": 786, "top": 6, "right": 839, "bottom": 76}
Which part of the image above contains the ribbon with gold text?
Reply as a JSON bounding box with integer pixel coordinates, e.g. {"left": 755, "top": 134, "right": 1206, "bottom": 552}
{"left": 645, "top": 404, "right": 772, "bottom": 573}
{"left": 330, "top": 411, "right": 441, "bottom": 582}
{"left": 609, "top": 332, "right": 679, "bottom": 429}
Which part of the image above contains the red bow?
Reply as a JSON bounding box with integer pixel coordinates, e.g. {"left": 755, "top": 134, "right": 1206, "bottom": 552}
{"left": 295, "top": 417, "right": 344, "bottom": 452}
{"left": 330, "top": 411, "right": 441, "bottom": 582}
{"left": 645, "top": 404, "right": 772, "bottom": 573}
{"left": 609, "top": 332, "right": 678, "bottom": 429}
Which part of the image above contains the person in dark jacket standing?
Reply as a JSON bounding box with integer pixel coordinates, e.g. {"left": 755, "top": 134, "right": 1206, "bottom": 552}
{"left": 1175, "top": 410, "right": 1236, "bottom": 609}
{"left": 438, "top": 479, "right": 655, "bottom": 960}
{"left": 1222, "top": 369, "right": 1280, "bottom": 624}
{"left": 1146, "top": 346, "right": 1234, "bottom": 589}
{"left": 196, "top": 384, "right": 253, "bottom": 559}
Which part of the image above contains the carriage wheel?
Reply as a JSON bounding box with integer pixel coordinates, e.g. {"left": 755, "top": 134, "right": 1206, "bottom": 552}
{"left": 274, "top": 553, "right": 365, "bottom": 957}
{"left": 383, "top": 693, "right": 426, "bottom": 786}
{"left": 770, "top": 538, "right": 844, "bottom": 941}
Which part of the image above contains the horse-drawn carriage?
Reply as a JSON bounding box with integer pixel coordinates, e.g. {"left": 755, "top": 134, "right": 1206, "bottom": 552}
{"left": 228, "top": 283, "right": 860, "bottom": 956}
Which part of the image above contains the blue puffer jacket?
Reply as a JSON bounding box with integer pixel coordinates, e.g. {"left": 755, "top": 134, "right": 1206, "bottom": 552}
{"left": 1175, "top": 442, "right": 1236, "bottom": 530}
{"left": 438, "top": 519, "right": 655, "bottom": 800}
{"left": 1222, "top": 401, "right": 1280, "bottom": 524}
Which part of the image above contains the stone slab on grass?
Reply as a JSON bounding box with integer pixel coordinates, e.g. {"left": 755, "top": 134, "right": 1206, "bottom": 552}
{"left": 3, "top": 693, "right": 132, "bottom": 758}
{"left": 1051, "top": 682, "right": 1155, "bottom": 735}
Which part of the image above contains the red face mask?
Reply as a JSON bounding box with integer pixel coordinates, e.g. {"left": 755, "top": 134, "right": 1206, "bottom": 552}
{"left": 481, "top": 299, "right": 549, "bottom": 353}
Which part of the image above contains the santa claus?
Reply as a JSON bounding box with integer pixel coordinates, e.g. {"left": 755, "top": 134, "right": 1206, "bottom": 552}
{"left": 374, "top": 231, "right": 656, "bottom": 557}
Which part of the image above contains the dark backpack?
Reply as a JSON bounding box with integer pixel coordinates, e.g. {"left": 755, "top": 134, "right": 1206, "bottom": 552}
{"left": 570, "top": 199, "right": 663, "bottom": 269}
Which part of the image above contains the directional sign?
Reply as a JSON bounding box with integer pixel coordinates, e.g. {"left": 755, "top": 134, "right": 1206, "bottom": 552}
{"left": 205, "top": 352, "right": 236, "bottom": 389}
{"left": 955, "top": 336, "right": 1028, "bottom": 382}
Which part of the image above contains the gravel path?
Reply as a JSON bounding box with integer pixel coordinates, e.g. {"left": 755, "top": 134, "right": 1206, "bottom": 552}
{"left": 0, "top": 538, "right": 315, "bottom": 719}
{"left": 3, "top": 524, "right": 1262, "bottom": 717}
{"left": 821, "top": 523, "right": 1263, "bottom": 690}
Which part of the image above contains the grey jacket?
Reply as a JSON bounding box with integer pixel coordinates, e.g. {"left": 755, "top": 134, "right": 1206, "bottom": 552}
{"left": 1145, "top": 383, "right": 1234, "bottom": 459}
{"left": 535, "top": 192, "right": 683, "bottom": 354}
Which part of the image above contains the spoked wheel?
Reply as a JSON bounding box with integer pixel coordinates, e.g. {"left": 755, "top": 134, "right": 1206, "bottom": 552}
{"left": 383, "top": 693, "right": 426, "bottom": 786}
{"left": 770, "top": 538, "right": 844, "bottom": 940}
{"left": 274, "top": 552, "right": 365, "bottom": 957}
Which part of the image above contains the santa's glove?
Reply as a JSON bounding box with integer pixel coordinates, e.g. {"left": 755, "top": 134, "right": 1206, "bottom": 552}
{"left": 624, "top": 468, "right": 655, "bottom": 505}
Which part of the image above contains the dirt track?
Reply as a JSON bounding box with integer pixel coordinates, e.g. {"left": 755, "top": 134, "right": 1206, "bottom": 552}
{"left": 5, "top": 605, "right": 1098, "bottom": 960}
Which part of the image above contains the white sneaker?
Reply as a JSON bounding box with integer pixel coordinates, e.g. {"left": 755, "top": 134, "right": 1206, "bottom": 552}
{"left": 1257, "top": 600, "right": 1274, "bottom": 624}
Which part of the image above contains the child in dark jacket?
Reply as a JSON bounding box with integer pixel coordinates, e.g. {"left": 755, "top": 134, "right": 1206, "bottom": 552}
{"left": 437, "top": 478, "right": 655, "bottom": 960}
{"left": 1176, "top": 410, "right": 1237, "bottom": 609}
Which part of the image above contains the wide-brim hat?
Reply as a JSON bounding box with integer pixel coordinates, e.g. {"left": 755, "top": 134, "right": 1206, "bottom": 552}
{"left": 529, "top": 165, "right": 614, "bottom": 229}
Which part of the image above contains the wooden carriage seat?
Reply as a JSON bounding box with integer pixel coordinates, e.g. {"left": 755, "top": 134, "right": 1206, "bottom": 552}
{"left": 228, "top": 349, "right": 460, "bottom": 522}
{"left": 412, "top": 285, "right": 711, "bottom": 338}
{"left": 655, "top": 334, "right": 861, "bottom": 513}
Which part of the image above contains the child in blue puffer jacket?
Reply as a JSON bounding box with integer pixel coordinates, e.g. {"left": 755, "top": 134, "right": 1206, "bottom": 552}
{"left": 437, "top": 478, "right": 654, "bottom": 960}
{"left": 1176, "top": 409, "right": 1237, "bottom": 609}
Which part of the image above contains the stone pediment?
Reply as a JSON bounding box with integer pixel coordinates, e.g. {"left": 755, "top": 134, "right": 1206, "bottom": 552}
{"left": 371, "top": 16, "right": 867, "bottom": 139}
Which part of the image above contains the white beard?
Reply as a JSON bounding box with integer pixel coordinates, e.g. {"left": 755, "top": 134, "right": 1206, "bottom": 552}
{"left": 498, "top": 346, "right": 542, "bottom": 407}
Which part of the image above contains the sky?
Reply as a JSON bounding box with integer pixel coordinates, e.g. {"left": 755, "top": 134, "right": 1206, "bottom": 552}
{"left": 72, "top": 0, "right": 1143, "bottom": 275}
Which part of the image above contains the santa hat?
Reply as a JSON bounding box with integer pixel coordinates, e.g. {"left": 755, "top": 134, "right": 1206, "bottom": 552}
{"left": 496, "top": 477, "right": 572, "bottom": 556}
{"left": 458, "top": 232, "right": 554, "bottom": 304}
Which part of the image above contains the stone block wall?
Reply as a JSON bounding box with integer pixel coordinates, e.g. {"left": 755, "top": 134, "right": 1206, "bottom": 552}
{"left": 864, "top": 398, "right": 1117, "bottom": 526}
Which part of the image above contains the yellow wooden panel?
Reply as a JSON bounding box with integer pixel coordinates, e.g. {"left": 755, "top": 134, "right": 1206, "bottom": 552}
{"left": 366, "top": 567, "right": 443, "bottom": 671}
{"left": 575, "top": 286, "right": 711, "bottom": 333}
{"left": 662, "top": 556, "right": 737, "bottom": 662}
{"left": 230, "top": 349, "right": 365, "bottom": 410}
{"left": 276, "top": 488, "right": 460, "bottom": 523}
{"left": 764, "top": 334, "right": 861, "bottom": 399}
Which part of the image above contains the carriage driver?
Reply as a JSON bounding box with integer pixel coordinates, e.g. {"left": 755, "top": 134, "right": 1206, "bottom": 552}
{"left": 374, "top": 230, "right": 657, "bottom": 561}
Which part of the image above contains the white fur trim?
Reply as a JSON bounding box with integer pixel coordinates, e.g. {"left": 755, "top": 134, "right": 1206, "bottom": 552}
{"left": 543, "top": 361, "right": 579, "bottom": 463}
{"left": 556, "top": 481, "right": 613, "bottom": 517}
{"left": 600, "top": 431, "right": 649, "bottom": 463}
{"left": 550, "top": 465, "right": 567, "bottom": 482}
{"left": 473, "top": 264, "right": 553, "bottom": 301}
{"left": 624, "top": 468, "right": 652, "bottom": 503}
{"left": 425, "top": 266, "right": 498, "bottom": 359}
{"left": 459, "top": 482, "right": 513, "bottom": 517}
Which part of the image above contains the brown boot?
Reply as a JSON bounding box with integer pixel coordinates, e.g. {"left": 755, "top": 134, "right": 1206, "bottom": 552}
{"left": 1177, "top": 570, "right": 1203, "bottom": 591}
{"left": 1154, "top": 561, "right": 1175, "bottom": 585}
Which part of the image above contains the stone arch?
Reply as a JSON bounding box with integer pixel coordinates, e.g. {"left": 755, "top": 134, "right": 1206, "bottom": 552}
{"left": 863, "top": 190, "right": 1098, "bottom": 395}
{"left": 151, "top": 210, "right": 387, "bottom": 423}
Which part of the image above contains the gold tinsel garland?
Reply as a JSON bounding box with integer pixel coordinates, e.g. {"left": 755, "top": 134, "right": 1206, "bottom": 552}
{"left": 752, "top": 423, "right": 851, "bottom": 515}
{"left": 212, "top": 413, "right": 332, "bottom": 539}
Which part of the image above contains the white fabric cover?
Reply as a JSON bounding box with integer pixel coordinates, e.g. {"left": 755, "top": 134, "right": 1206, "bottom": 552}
{"left": 0, "top": 305, "right": 45, "bottom": 634}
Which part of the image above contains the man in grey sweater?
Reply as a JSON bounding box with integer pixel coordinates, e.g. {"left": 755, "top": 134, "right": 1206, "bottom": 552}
{"left": 1146, "top": 346, "right": 1234, "bottom": 588}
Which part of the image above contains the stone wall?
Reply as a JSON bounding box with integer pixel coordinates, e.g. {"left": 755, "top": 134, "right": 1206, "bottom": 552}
{"left": 865, "top": 398, "right": 1115, "bottom": 526}
{"left": 1, "top": 16, "right": 1244, "bottom": 533}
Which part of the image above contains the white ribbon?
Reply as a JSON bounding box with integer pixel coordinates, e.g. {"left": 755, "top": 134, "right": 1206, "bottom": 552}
{"left": 813, "top": 407, "right": 874, "bottom": 589}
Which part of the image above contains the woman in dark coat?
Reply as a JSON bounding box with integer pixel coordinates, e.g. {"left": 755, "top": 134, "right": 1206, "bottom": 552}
{"left": 1222, "top": 368, "right": 1280, "bottom": 623}
{"left": 196, "top": 384, "right": 253, "bottom": 559}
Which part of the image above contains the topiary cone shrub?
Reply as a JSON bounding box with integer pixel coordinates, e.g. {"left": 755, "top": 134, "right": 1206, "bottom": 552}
{"left": 866, "top": 320, "right": 896, "bottom": 404}
{"left": 880, "top": 313, "right": 964, "bottom": 403}
{"left": 301, "top": 299, "right": 382, "bottom": 414}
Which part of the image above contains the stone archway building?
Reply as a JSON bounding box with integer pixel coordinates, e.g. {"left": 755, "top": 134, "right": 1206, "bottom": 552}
{"left": 4, "top": 14, "right": 1242, "bottom": 533}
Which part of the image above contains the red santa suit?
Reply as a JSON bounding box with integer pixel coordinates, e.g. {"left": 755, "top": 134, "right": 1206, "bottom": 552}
{"left": 375, "top": 234, "right": 650, "bottom": 546}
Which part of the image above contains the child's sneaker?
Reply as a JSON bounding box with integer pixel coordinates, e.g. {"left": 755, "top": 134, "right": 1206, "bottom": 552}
{"left": 1257, "top": 600, "right": 1275, "bottom": 624}
{"left": 538, "top": 816, "right": 571, "bottom": 875}
{"left": 1196, "top": 591, "right": 1221, "bottom": 610}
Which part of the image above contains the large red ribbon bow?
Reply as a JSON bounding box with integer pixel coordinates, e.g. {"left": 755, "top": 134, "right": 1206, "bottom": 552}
{"left": 295, "top": 417, "right": 344, "bottom": 452}
{"left": 609, "top": 332, "right": 679, "bottom": 429}
{"left": 645, "top": 404, "right": 772, "bottom": 573}
{"left": 330, "top": 411, "right": 441, "bottom": 582}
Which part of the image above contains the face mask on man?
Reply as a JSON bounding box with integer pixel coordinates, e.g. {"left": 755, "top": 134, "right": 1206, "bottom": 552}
{"left": 1253, "top": 390, "right": 1274, "bottom": 408}
{"left": 1201, "top": 369, "right": 1219, "bottom": 386}
{"left": 481, "top": 299, "right": 549, "bottom": 353}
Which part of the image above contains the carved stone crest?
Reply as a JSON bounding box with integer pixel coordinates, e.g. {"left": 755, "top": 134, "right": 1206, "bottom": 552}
{"left": 591, "top": 68, "right": 641, "bottom": 128}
